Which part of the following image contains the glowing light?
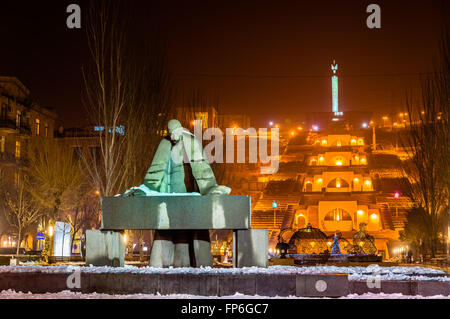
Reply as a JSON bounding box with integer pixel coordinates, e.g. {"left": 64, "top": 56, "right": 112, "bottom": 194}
{"left": 331, "top": 63, "right": 339, "bottom": 113}
{"left": 365, "top": 180, "right": 371, "bottom": 186}
{"left": 394, "top": 192, "right": 400, "bottom": 199}
{"left": 48, "top": 226, "right": 54, "bottom": 237}
{"left": 306, "top": 181, "right": 312, "bottom": 184}
{"left": 354, "top": 177, "right": 359, "bottom": 182}
{"left": 336, "top": 214, "right": 340, "bottom": 221}
{"left": 269, "top": 121, "right": 274, "bottom": 127}
{"left": 371, "top": 213, "right": 378, "bottom": 220}
{"left": 317, "top": 178, "right": 323, "bottom": 183}
{"left": 123, "top": 234, "right": 128, "bottom": 243}
{"left": 357, "top": 210, "right": 364, "bottom": 216}
{"left": 360, "top": 157, "right": 366, "bottom": 164}
{"left": 337, "top": 140, "right": 342, "bottom": 147}
{"left": 94, "top": 190, "right": 100, "bottom": 196}
{"left": 382, "top": 116, "right": 388, "bottom": 120}
{"left": 321, "top": 139, "right": 327, "bottom": 145}
{"left": 336, "top": 160, "right": 343, "bottom": 166}
{"left": 351, "top": 139, "right": 357, "bottom": 145}
{"left": 312, "top": 125, "right": 319, "bottom": 131}
{"left": 362, "top": 122, "right": 368, "bottom": 128}
{"left": 269, "top": 248, "right": 273, "bottom": 253}
{"left": 297, "top": 126, "right": 303, "bottom": 130}
{"left": 290, "top": 131, "right": 295, "bottom": 136}
{"left": 336, "top": 182, "right": 341, "bottom": 188}
{"left": 319, "top": 156, "right": 324, "bottom": 162}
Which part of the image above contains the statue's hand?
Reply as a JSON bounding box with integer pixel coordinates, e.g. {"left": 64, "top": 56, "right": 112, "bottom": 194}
{"left": 122, "top": 188, "right": 146, "bottom": 197}
{"left": 207, "top": 185, "right": 231, "bottom": 195}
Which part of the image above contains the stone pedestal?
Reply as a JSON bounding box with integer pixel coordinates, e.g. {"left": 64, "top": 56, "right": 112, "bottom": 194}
{"left": 233, "top": 229, "right": 268, "bottom": 268}
{"left": 86, "top": 230, "right": 125, "bottom": 267}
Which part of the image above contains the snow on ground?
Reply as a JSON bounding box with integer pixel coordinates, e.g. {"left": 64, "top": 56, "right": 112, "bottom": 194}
{"left": 0, "top": 290, "right": 448, "bottom": 299}
{"left": 0, "top": 265, "right": 448, "bottom": 281}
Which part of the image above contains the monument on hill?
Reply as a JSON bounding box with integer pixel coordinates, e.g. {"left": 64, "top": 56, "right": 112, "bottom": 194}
{"left": 86, "top": 119, "right": 268, "bottom": 268}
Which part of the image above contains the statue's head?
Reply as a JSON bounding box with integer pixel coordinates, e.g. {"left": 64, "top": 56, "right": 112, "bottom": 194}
{"left": 168, "top": 119, "right": 184, "bottom": 142}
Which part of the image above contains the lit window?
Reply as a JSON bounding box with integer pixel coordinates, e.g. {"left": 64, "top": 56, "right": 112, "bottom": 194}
{"left": 35, "top": 119, "right": 40, "bottom": 135}
{"left": 358, "top": 139, "right": 364, "bottom": 146}
{"left": 16, "top": 111, "right": 21, "bottom": 127}
{"left": 351, "top": 139, "right": 357, "bottom": 145}
{"left": 337, "top": 140, "right": 342, "bottom": 147}
{"left": 15, "top": 141, "right": 20, "bottom": 158}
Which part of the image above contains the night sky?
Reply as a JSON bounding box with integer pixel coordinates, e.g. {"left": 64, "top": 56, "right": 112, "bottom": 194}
{"left": 0, "top": 0, "right": 447, "bottom": 127}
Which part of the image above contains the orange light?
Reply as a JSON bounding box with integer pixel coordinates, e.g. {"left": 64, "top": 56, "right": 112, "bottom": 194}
{"left": 357, "top": 210, "right": 364, "bottom": 216}
{"left": 317, "top": 178, "right": 323, "bottom": 183}
{"left": 319, "top": 156, "right": 324, "bottom": 162}
{"left": 94, "top": 190, "right": 100, "bottom": 196}
{"left": 371, "top": 213, "right": 378, "bottom": 220}
{"left": 354, "top": 177, "right": 359, "bottom": 182}
{"left": 290, "top": 131, "right": 295, "bottom": 136}
{"left": 336, "top": 160, "right": 342, "bottom": 166}
{"left": 365, "top": 180, "right": 371, "bottom": 186}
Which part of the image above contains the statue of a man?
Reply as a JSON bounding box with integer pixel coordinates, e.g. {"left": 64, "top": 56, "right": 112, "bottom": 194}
{"left": 135, "top": 119, "right": 230, "bottom": 267}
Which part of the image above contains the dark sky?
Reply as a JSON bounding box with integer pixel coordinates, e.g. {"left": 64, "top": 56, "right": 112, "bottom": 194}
{"left": 0, "top": 0, "right": 447, "bottom": 127}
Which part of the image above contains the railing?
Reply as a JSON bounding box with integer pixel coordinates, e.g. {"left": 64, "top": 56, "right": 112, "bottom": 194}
{"left": 0, "top": 117, "right": 31, "bottom": 135}
{"left": 0, "top": 118, "right": 16, "bottom": 130}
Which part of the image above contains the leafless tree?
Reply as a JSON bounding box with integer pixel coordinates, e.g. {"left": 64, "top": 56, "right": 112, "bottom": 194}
{"left": 82, "top": 0, "right": 173, "bottom": 199}
{"left": 402, "top": 30, "right": 449, "bottom": 257}
{"left": 27, "top": 137, "right": 85, "bottom": 225}
{"left": 1, "top": 174, "right": 41, "bottom": 255}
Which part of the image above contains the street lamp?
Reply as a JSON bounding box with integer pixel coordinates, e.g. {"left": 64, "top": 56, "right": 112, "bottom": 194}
{"left": 272, "top": 201, "right": 278, "bottom": 228}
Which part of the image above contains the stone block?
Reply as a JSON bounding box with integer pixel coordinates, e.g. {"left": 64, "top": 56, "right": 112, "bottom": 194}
{"left": 296, "top": 274, "right": 349, "bottom": 297}
{"left": 86, "top": 230, "right": 124, "bottom": 267}
{"left": 233, "top": 229, "right": 268, "bottom": 268}
{"left": 381, "top": 281, "right": 415, "bottom": 295}
{"left": 218, "top": 274, "right": 257, "bottom": 296}
{"left": 256, "top": 274, "right": 296, "bottom": 297}
{"left": 416, "top": 281, "right": 450, "bottom": 297}
{"left": 102, "top": 195, "right": 251, "bottom": 230}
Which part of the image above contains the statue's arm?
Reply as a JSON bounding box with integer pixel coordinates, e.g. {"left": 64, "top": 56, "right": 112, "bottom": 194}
{"left": 143, "top": 139, "right": 172, "bottom": 192}
{"left": 187, "top": 135, "right": 230, "bottom": 195}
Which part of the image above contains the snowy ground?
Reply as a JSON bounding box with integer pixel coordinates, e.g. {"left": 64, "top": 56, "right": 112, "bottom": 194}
{"left": 0, "top": 290, "right": 448, "bottom": 299}
{"left": 1, "top": 264, "right": 448, "bottom": 282}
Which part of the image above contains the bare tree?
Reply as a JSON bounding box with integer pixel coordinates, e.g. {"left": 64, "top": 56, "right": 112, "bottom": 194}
{"left": 1, "top": 174, "right": 41, "bottom": 255}
{"left": 402, "top": 30, "right": 449, "bottom": 257}
{"left": 27, "top": 137, "right": 85, "bottom": 224}
{"left": 82, "top": 0, "right": 173, "bottom": 199}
